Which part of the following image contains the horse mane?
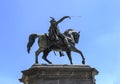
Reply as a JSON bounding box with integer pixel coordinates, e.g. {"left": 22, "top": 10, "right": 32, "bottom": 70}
{"left": 64, "top": 29, "right": 74, "bottom": 36}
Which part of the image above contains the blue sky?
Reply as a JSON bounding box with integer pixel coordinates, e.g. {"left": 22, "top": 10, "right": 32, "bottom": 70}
{"left": 0, "top": 0, "right": 120, "bottom": 84}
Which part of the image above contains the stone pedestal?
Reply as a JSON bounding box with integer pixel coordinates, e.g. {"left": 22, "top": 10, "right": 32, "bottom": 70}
{"left": 19, "top": 64, "right": 98, "bottom": 84}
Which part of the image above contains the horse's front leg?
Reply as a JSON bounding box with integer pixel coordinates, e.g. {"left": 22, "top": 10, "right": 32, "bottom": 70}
{"left": 78, "top": 50, "right": 85, "bottom": 64}
{"left": 72, "top": 47, "right": 85, "bottom": 64}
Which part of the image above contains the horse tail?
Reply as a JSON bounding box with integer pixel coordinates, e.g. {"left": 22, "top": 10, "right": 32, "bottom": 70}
{"left": 27, "top": 34, "right": 38, "bottom": 53}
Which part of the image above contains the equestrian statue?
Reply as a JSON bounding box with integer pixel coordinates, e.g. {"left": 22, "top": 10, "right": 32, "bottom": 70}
{"left": 27, "top": 16, "right": 85, "bottom": 64}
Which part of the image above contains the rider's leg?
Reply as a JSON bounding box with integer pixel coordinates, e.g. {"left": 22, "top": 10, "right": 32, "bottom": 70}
{"left": 61, "top": 34, "right": 70, "bottom": 47}
{"left": 64, "top": 37, "right": 70, "bottom": 48}
{"left": 59, "top": 33, "right": 70, "bottom": 48}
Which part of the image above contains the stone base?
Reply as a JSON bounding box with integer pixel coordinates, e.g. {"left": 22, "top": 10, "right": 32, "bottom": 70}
{"left": 19, "top": 64, "right": 98, "bottom": 84}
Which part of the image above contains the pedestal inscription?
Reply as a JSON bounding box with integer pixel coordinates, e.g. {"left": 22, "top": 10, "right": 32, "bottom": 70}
{"left": 19, "top": 64, "right": 98, "bottom": 84}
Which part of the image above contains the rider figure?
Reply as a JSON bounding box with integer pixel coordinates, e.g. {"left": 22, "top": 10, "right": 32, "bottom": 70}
{"left": 48, "top": 16, "right": 71, "bottom": 48}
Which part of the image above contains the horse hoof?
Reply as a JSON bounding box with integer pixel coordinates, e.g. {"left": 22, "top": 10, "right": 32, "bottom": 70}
{"left": 82, "top": 60, "right": 85, "bottom": 64}
{"left": 49, "top": 62, "right": 52, "bottom": 64}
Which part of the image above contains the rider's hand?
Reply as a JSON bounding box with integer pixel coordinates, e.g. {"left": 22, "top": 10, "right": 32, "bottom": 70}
{"left": 64, "top": 16, "right": 71, "bottom": 19}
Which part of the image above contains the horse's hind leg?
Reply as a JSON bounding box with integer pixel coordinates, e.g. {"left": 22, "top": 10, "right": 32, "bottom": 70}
{"left": 42, "top": 49, "right": 52, "bottom": 64}
{"left": 35, "top": 48, "right": 42, "bottom": 64}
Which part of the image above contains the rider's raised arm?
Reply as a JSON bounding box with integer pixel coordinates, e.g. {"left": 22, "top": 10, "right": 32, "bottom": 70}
{"left": 56, "top": 16, "right": 71, "bottom": 24}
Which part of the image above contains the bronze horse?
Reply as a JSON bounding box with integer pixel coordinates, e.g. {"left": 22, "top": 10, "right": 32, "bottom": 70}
{"left": 27, "top": 29, "right": 85, "bottom": 64}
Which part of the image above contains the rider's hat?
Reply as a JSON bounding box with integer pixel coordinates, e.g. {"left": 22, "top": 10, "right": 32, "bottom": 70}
{"left": 50, "top": 17, "right": 56, "bottom": 22}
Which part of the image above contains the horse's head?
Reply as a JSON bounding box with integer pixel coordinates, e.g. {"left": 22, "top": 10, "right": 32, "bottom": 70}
{"left": 64, "top": 29, "right": 80, "bottom": 44}
{"left": 72, "top": 31, "right": 80, "bottom": 43}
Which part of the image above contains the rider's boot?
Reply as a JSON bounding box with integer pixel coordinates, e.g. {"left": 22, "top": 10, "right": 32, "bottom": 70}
{"left": 59, "top": 51, "right": 64, "bottom": 57}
